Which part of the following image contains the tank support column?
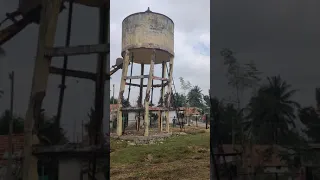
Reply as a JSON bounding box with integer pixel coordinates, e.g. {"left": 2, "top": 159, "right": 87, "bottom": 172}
{"left": 159, "top": 61, "right": 167, "bottom": 132}
{"left": 144, "top": 49, "right": 156, "bottom": 136}
{"left": 22, "top": 1, "right": 62, "bottom": 180}
{"left": 116, "top": 50, "right": 130, "bottom": 136}
{"left": 166, "top": 56, "right": 174, "bottom": 133}
{"left": 137, "top": 64, "right": 144, "bottom": 131}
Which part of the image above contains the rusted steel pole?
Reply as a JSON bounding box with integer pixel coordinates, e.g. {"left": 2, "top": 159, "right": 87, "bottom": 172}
{"left": 143, "top": 50, "right": 156, "bottom": 136}
{"left": 91, "top": 4, "right": 109, "bottom": 179}
{"left": 137, "top": 64, "right": 144, "bottom": 131}
{"left": 116, "top": 50, "right": 130, "bottom": 136}
{"left": 165, "top": 57, "right": 174, "bottom": 133}
{"left": 56, "top": 0, "right": 74, "bottom": 137}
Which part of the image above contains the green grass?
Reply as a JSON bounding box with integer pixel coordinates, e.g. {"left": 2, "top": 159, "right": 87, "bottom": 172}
{"left": 110, "top": 128, "right": 210, "bottom": 180}
{"left": 111, "top": 132, "right": 209, "bottom": 165}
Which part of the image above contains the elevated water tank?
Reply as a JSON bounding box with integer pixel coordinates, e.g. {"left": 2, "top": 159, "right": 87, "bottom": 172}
{"left": 121, "top": 8, "right": 174, "bottom": 64}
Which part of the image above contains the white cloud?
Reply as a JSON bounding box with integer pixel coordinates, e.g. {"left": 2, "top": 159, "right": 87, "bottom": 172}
{"left": 110, "top": 0, "right": 210, "bottom": 104}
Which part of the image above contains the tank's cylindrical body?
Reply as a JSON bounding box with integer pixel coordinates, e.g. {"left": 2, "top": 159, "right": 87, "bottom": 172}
{"left": 121, "top": 10, "right": 174, "bottom": 64}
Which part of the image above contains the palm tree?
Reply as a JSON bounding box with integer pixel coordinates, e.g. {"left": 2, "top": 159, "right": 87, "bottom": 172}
{"left": 244, "top": 75, "right": 300, "bottom": 144}
{"left": 188, "top": 85, "right": 203, "bottom": 108}
{"left": 299, "top": 107, "right": 320, "bottom": 142}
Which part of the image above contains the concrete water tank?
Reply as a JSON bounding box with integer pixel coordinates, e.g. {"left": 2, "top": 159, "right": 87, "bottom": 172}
{"left": 121, "top": 8, "right": 174, "bottom": 64}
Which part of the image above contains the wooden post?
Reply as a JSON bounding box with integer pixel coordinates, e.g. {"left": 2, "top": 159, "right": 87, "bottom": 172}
{"left": 143, "top": 50, "right": 156, "bottom": 136}
{"left": 166, "top": 57, "right": 174, "bottom": 133}
{"left": 22, "top": 1, "right": 62, "bottom": 180}
{"left": 116, "top": 50, "right": 130, "bottom": 136}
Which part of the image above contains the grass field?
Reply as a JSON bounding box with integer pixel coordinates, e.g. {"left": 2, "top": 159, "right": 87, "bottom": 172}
{"left": 110, "top": 127, "right": 210, "bottom": 180}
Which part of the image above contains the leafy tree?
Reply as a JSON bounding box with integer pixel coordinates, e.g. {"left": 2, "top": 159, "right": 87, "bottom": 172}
{"left": 221, "top": 49, "right": 261, "bottom": 101}
{"left": 110, "top": 96, "right": 118, "bottom": 104}
{"left": 221, "top": 48, "right": 261, "bottom": 145}
{"left": 136, "top": 95, "right": 142, "bottom": 107}
{"left": 179, "top": 77, "right": 192, "bottom": 95}
{"left": 299, "top": 107, "right": 320, "bottom": 142}
{"left": 243, "top": 75, "right": 300, "bottom": 144}
{"left": 173, "top": 93, "right": 187, "bottom": 107}
{"left": 0, "top": 110, "right": 24, "bottom": 135}
{"left": 157, "top": 92, "right": 173, "bottom": 107}
{"left": 203, "top": 94, "right": 210, "bottom": 108}
{"left": 187, "top": 85, "right": 204, "bottom": 108}
{"left": 0, "top": 110, "right": 68, "bottom": 144}
{"left": 122, "top": 96, "right": 131, "bottom": 107}
{"left": 38, "top": 114, "right": 68, "bottom": 145}
{"left": 211, "top": 97, "right": 239, "bottom": 144}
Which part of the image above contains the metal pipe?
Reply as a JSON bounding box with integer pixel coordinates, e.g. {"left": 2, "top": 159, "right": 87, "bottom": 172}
{"left": 91, "top": 3, "right": 108, "bottom": 179}
{"left": 56, "top": 0, "right": 74, "bottom": 136}
{"left": 137, "top": 64, "right": 144, "bottom": 131}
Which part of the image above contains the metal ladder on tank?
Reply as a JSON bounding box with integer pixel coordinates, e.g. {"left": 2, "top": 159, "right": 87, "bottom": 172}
{"left": 21, "top": 1, "right": 110, "bottom": 180}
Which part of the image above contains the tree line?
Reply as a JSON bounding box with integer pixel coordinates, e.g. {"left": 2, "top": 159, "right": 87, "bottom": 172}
{"left": 110, "top": 79, "right": 210, "bottom": 114}
{"left": 213, "top": 48, "right": 320, "bottom": 177}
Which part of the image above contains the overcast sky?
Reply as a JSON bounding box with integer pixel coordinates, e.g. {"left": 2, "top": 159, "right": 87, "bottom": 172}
{"left": 110, "top": 0, "right": 210, "bottom": 105}
{"left": 212, "top": 0, "right": 320, "bottom": 108}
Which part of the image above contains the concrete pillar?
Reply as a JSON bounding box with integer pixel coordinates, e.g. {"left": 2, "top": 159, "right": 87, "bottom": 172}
{"left": 22, "top": 1, "right": 62, "bottom": 180}
{"left": 143, "top": 49, "right": 156, "bottom": 136}
{"left": 116, "top": 50, "right": 130, "bottom": 136}
{"left": 166, "top": 56, "right": 174, "bottom": 133}
{"left": 160, "top": 61, "right": 167, "bottom": 132}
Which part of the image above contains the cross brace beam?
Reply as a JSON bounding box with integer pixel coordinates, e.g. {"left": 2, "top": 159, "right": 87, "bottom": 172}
{"left": 49, "top": 66, "right": 110, "bottom": 80}
{"left": 125, "top": 82, "right": 168, "bottom": 87}
{"left": 44, "top": 44, "right": 110, "bottom": 57}
{"left": 125, "top": 75, "right": 169, "bottom": 81}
